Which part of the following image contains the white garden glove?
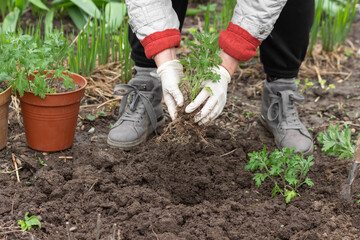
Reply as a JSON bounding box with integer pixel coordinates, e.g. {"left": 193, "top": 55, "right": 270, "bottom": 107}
{"left": 185, "top": 65, "right": 231, "bottom": 125}
{"left": 157, "top": 59, "right": 184, "bottom": 120}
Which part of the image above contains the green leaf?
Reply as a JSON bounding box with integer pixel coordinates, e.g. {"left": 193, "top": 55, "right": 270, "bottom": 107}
{"left": 0, "top": 0, "right": 7, "bottom": 19}
{"left": 18, "top": 220, "right": 27, "bottom": 230}
{"left": 97, "top": 111, "right": 107, "bottom": 117}
{"left": 105, "top": 2, "right": 126, "bottom": 30}
{"left": 284, "top": 190, "right": 297, "bottom": 203}
{"left": 38, "top": 157, "right": 47, "bottom": 166}
{"left": 29, "top": 0, "right": 49, "bottom": 10}
{"left": 205, "top": 86, "right": 213, "bottom": 95}
{"left": 71, "top": 0, "right": 101, "bottom": 18}
{"left": 44, "top": 9, "right": 54, "bottom": 36}
{"left": 271, "top": 184, "right": 281, "bottom": 197}
{"left": 68, "top": 6, "right": 88, "bottom": 30}
{"left": 15, "top": 0, "right": 29, "bottom": 12}
{"left": 86, "top": 114, "right": 96, "bottom": 121}
{"left": 344, "top": 50, "right": 353, "bottom": 56}
{"left": 1, "top": 8, "right": 20, "bottom": 33}
{"left": 186, "top": 9, "right": 203, "bottom": 16}
{"left": 26, "top": 216, "right": 41, "bottom": 229}
{"left": 304, "top": 177, "right": 314, "bottom": 187}
{"left": 18, "top": 212, "right": 41, "bottom": 231}
{"left": 318, "top": 124, "right": 355, "bottom": 159}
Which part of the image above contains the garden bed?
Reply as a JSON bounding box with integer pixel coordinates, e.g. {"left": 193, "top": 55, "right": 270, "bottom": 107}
{"left": 1, "top": 12, "right": 360, "bottom": 240}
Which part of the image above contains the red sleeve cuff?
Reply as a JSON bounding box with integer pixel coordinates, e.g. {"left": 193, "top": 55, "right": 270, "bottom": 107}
{"left": 140, "top": 29, "right": 181, "bottom": 59}
{"left": 219, "top": 22, "right": 261, "bottom": 61}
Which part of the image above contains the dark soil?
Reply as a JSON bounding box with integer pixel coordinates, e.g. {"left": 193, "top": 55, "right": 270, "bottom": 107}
{"left": 0, "top": 82, "right": 8, "bottom": 92}
{"left": 1, "top": 12, "right": 360, "bottom": 240}
{"left": 46, "top": 78, "right": 81, "bottom": 94}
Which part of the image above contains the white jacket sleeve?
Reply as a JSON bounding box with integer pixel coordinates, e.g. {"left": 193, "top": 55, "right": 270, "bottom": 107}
{"left": 232, "top": 0, "right": 288, "bottom": 41}
{"left": 219, "top": 0, "right": 288, "bottom": 62}
{"left": 125, "top": 0, "right": 181, "bottom": 59}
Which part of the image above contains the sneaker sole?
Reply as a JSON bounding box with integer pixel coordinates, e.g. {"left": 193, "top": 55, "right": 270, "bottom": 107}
{"left": 107, "top": 118, "right": 165, "bottom": 150}
{"left": 259, "top": 114, "right": 313, "bottom": 156}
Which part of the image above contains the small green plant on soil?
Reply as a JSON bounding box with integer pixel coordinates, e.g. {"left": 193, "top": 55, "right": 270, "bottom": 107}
{"left": 296, "top": 78, "right": 314, "bottom": 94}
{"left": 180, "top": 31, "right": 222, "bottom": 102}
{"left": 85, "top": 111, "right": 108, "bottom": 121}
{"left": 318, "top": 78, "right": 335, "bottom": 91}
{"left": 245, "top": 147, "right": 315, "bottom": 203}
{"left": 18, "top": 212, "right": 41, "bottom": 231}
{"left": 317, "top": 124, "right": 355, "bottom": 159}
{"left": 38, "top": 157, "right": 47, "bottom": 166}
{"left": 0, "top": 30, "right": 75, "bottom": 99}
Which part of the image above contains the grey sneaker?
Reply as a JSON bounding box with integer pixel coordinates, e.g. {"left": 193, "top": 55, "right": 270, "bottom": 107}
{"left": 260, "top": 78, "right": 313, "bottom": 155}
{"left": 107, "top": 66, "right": 164, "bottom": 149}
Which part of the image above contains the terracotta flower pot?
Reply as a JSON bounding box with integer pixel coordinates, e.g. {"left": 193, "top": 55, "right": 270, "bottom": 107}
{"left": 18, "top": 72, "right": 87, "bottom": 152}
{"left": 0, "top": 86, "right": 12, "bottom": 150}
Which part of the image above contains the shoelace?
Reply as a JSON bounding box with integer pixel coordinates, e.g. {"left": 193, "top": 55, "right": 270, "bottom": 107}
{"left": 112, "top": 84, "right": 158, "bottom": 134}
{"left": 267, "top": 90, "right": 304, "bottom": 130}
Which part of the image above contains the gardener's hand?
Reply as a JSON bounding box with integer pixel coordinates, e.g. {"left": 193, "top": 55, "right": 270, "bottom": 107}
{"left": 185, "top": 65, "right": 231, "bottom": 125}
{"left": 156, "top": 59, "right": 184, "bottom": 120}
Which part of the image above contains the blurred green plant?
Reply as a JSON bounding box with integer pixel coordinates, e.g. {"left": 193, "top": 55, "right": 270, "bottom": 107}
{"left": 318, "top": 78, "right": 336, "bottom": 91}
{"left": 296, "top": 78, "right": 314, "bottom": 94}
{"left": 308, "top": 0, "right": 358, "bottom": 54}
{"left": 69, "top": 10, "right": 133, "bottom": 82}
{"left": 186, "top": 3, "right": 216, "bottom": 16}
{"left": 0, "top": 0, "right": 50, "bottom": 33}
{"left": 0, "top": 0, "right": 126, "bottom": 33}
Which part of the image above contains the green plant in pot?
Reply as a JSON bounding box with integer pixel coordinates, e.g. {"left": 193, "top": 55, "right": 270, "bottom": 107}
{"left": 0, "top": 31, "right": 87, "bottom": 152}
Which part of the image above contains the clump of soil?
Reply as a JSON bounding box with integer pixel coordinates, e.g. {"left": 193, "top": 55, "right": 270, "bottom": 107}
{"left": 159, "top": 94, "right": 207, "bottom": 144}
{"left": 159, "top": 108, "right": 204, "bottom": 143}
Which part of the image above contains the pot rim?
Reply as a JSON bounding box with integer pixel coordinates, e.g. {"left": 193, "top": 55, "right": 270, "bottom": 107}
{"left": 19, "top": 71, "right": 87, "bottom": 97}
{"left": 0, "top": 85, "right": 12, "bottom": 95}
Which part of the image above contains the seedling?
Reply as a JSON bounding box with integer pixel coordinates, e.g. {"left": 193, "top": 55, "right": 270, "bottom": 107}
{"left": 85, "top": 111, "right": 108, "bottom": 121}
{"left": 296, "top": 78, "right": 314, "bottom": 94}
{"left": 38, "top": 157, "right": 47, "bottom": 166}
{"left": 245, "top": 147, "right": 315, "bottom": 203}
{"left": 18, "top": 212, "right": 41, "bottom": 231}
{"left": 317, "top": 124, "right": 355, "bottom": 159}
{"left": 243, "top": 110, "right": 255, "bottom": 118}
{"left": 86, "top": 114, "right": 96, "bottom": 121}
{"left": 0, "top": 30, "right": 75, "bottom": 99}
{"left": 180, "top": 32, "right": 222, "bottom": 101}
{"left": 97, "top": 111, "right": 107, "bottom": 117}
{"left": 344, "top": 50, "right": 353, "bottom": 56}
{"left": 318, "top": 78, "right": 335, "bottom": 91}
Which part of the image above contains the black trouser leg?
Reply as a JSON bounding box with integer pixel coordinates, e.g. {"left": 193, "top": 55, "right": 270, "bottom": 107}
{"left": 128, "top": 0, "right": 188, "bottom": 68}
{"left": 260, "top": 0, "right": 315, "bottom": 79}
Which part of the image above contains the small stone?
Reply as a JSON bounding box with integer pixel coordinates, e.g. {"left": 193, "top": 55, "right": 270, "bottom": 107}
{"left": 81, "top": 125, "right": 85, "bottom": 131}
{"left": 88, "top": 127, "right": 95, "bottom": 133}
{"left": 70, "top": 226, "right": 77, "bottom": 232}
{"left": 312, "top": 201, "right": 323, "bottom": 211}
